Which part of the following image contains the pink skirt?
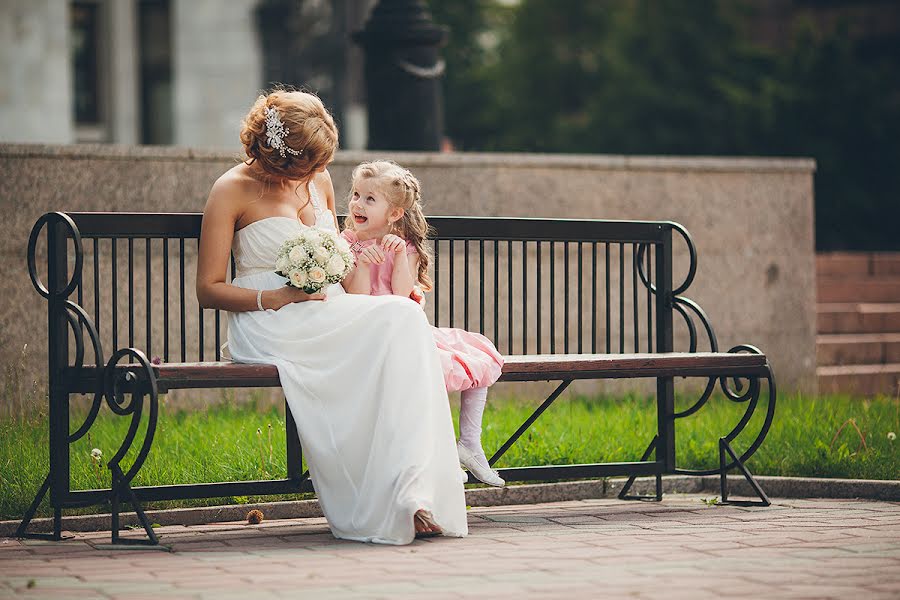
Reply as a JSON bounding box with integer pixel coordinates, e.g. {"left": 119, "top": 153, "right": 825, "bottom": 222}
{"left": 432, "top": 327, "right": 504, "bottom": 392}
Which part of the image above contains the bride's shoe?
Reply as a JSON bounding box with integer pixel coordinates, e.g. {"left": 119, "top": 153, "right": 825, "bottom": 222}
{"left": 414, "top": 509, "right": 442, "bottom": 538}
{"left": 457, "top": 441, "right": 505, "bottom": 487}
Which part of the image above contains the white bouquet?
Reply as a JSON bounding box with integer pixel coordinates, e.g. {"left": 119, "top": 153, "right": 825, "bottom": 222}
{"left": 274, "top": 227, "right": 354, "bottom": 294}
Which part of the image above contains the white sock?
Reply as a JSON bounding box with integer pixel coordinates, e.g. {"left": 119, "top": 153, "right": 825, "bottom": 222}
{"left": 459, "top": 386, "right": 489, "bottom": 456}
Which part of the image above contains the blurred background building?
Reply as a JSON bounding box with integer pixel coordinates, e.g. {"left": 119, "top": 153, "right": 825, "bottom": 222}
{"left": 1, "top": 0, "right": 898, "bottom": 250}
{"left": 2, "top": 0, "right": 899, "bottom": 395}
{"left": 0, "top": 0, "right": 374, "bottom": 149}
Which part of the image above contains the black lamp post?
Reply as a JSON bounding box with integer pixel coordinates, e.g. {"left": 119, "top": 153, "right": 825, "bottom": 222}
{"left": 353, "top": 0, "right": 448, "bottom": 151}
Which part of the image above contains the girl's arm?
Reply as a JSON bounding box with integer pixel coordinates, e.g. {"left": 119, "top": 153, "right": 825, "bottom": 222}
{"left": 382, "top": 234, "right": 417, "bottom": 298}
{"left": 339, "top": 227, "right": 372, "bottom": 295}
{"left": 342, "top": 261, "right": 371, "bottom": 295}
{"left": 390, "top": 251, "right": 418, "bottom": 300}
{"left": 196, "top": 176, "right": 323, "bottom": 311}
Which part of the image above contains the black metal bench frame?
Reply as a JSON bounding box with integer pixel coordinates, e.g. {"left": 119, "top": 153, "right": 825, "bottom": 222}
{"left": 18, "top": 211, "right": 776, "bottom": 545}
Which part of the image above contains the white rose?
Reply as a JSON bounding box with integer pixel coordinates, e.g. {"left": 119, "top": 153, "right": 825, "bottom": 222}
{"left": 303, "top": 229, "right": 321, "bottom": 245}
{"left": 289, "top": 269, "right": 307, "bottom": 288}
{"left": 308, "top": 266, "right": 327, "bottom": 284}
{"left": 326, "top": 254, "right": 346, "bottom": 276}
{"left": 275, "top": 256, "right": 290, "bottom": 274}
{"left": 335, "top": 236, "right": 351, "bottom": 252}
{"left": 314, "top": 246, "right": 330, "bottom": 264}
{"left": 289, "top": 245, "right": 308, "bottom": 264}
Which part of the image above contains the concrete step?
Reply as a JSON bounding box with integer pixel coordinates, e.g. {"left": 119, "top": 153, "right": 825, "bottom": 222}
{"left": 817, "top": 363, "right": 900, "bottom": 397}
{"left": 817, "top": 303, "right": 900, "bottom": 334}
{"left": 872, "top": 254, "right": 900, "bottom": 276}
{"left": 817, "top": 252, "right": 900, "bottom": 277}
{"left": 817, "top": 253, "right": 872, "bottom": 277}
{"left": 817, "top": 276, "right": 900, "bottom": 303}
{"left": 817, "top": 333, "right": 900, "bottom": 366}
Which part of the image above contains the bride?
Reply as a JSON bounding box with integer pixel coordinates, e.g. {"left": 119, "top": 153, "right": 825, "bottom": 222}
{"left": 195, "top": 89, "right": 467, "bottom": 544}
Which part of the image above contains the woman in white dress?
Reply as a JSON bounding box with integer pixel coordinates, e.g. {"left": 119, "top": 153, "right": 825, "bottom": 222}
{"left": 195, "top": 90, "right": 468, "bottom": 544}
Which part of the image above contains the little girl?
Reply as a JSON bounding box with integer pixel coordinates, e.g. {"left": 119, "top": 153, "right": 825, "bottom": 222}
{"left": 341, "top": 160, "right": 505, "bottom": 487}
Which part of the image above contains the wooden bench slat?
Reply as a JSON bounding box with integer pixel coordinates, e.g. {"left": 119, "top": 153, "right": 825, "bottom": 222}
{"left": 497, "top": 352, "right": 768, "bottom": 381}
{"left": 65, "top": 352, "right": 767, "bottom": 392}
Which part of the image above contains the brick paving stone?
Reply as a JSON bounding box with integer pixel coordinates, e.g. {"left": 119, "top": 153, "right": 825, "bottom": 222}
{"left": 1, "top": 493, "right": 898, "bottom": 599}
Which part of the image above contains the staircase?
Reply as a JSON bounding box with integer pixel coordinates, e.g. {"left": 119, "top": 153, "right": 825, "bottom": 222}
{"left": 817, "top": 252, "right": 900, "bottom": 397}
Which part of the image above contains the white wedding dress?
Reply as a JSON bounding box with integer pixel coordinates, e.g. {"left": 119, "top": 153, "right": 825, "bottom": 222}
{"left": 225, "top": 182, "right": 468, "bottom": 544}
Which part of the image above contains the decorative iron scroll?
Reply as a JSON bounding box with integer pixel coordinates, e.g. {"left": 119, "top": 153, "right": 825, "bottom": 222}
{"left": 22, "top": 212, "right": 161, "bottom": 542}
{"left": 634, "top": 223, "right": 776, "bottom": 477}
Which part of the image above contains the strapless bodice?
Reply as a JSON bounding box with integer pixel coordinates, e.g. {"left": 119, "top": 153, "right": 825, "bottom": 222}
{"left": 231, "top": 180, "right": 337, "bottom": 279}
{"left": 232, "top": 217, "right": 304, "bottom": 279}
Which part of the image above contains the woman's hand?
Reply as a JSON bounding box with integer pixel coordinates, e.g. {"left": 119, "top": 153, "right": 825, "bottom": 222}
{"left": 381, "top": 234, "right": 406, "bottom": 254}
{"left": 267, "top": 286, "right": 326, "bottom": 310}
{"left": 358, "top": 245, "right": 386, "bottom": 265}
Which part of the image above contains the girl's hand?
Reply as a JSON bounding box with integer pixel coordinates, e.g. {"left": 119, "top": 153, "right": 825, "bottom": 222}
{"left": 381, "top": 234, "right": 406, "bottom": 254}
{"left": 270, "top": 285, "right": 326, "bottom": 309}
{"left": 358, "top": 245, "right": 386, "bottom": 265}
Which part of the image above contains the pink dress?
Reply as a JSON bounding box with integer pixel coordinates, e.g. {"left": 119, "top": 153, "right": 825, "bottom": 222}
{"left": 341, "top": 230, "right": 504, "bottom": 392}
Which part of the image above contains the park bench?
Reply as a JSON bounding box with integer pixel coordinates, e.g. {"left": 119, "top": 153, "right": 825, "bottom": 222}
{"left": 18, "top": 211, "right": 776, "bottom": 545}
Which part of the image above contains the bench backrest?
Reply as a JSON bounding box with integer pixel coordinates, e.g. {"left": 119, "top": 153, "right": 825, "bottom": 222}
{"left": 29, "top": 212, "right": 704, "bottom": 371}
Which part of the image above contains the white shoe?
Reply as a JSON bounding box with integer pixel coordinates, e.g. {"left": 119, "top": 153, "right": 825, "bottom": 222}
{"left": 457, "top": 441, "right": 505, "bottom": 487}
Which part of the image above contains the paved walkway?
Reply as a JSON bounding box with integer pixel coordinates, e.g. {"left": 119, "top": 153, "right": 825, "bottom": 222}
{"left": 1, "top": 494, "right": 898, "bottom": 599}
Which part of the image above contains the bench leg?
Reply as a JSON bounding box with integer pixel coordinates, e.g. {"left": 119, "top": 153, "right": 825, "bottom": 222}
{"left": 15, "top": 472, "right": 64, "bottom": 541}
{"left": 110, "top": 466, "right": 159, "bottom": 545}
{"left": 617, "top": 436, "right": 663, "bottom": 501}
{"left": 488, "top": 380, "right": 571, "bottom": 467}
{"left": 718, "top": 437, "right": 770, "bottom": 507}
{"left": 285, "top": 399, "right": 304, "bottom": 482}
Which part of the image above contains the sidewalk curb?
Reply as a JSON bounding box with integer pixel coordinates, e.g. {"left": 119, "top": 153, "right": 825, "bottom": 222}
{"left": 3, "top": 475, "right": 898, "bottom": 537}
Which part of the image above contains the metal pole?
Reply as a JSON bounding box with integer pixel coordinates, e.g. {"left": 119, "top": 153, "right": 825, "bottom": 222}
{"left": 353, "top": 0, "right": 447, "bottom": 150}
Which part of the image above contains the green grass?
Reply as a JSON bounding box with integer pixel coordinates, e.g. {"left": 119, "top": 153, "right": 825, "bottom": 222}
{"left": 1, "top": 391, "right": 897, "bottom": 521}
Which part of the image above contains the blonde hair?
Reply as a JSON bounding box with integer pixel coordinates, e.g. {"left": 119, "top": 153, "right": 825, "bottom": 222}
{"left": 345, "top": 160, "right": 434, "bottom": 292}
{"left": 240, "top": 89, "right": 338, "bottom": 182}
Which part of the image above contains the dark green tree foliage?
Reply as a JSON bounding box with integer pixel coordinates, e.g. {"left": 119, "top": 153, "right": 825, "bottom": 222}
{"left": 427, "top": 0, "right": 900, "bottom": 250}
{"left": 760, "top": 22, "right": 900, "bottom": 250}
{"left": 427, "top": 0, "right": 514, "bottom": 150}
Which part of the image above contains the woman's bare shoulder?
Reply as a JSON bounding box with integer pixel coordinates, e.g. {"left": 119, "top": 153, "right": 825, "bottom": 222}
{"left": 210, "top": 163, "right": 257, "bottom": 196}
{"left": 307, "top": 168, "right": 333, "bottom": 193}
{"left": 205, "top": 164, "right": 257, "bottom": 215}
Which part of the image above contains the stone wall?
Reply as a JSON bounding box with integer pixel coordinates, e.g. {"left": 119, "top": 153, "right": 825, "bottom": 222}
{"left": 0, "top": 144, "right": 816, "bottom": 410}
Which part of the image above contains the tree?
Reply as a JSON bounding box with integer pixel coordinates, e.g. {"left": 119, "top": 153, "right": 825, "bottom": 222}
{"left": 429, "top": 0, "right": 900, "bottom": 249}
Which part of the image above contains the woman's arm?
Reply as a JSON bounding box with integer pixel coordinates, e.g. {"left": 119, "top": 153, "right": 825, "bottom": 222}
{"left": 196, "top": 177, "right": 322, "bottom": 311}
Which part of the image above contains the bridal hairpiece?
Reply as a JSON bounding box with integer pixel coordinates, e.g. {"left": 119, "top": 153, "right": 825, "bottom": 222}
{"left": 264, "top": 106, "right": 301, "bottom": 158}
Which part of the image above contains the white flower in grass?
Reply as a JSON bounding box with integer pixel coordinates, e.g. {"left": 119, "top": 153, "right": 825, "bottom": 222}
{"left": 325, "top": 255, "right": 346, "bottom": 276}
{"left": 308, "top": 266, "right": 327, "bottom": 284}
{"left": 889, "top": 432, "right": 896, "bottom": 441}
{"left": 91, "top": 448, "right": 102, "bottom": 462}
{"left": 289, "top": 269, "right": 307, "bottom": 289}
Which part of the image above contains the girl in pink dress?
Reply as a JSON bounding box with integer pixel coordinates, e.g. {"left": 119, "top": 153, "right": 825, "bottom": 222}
{"left": 342, "top": 160, "right": 505, "bottom": 487}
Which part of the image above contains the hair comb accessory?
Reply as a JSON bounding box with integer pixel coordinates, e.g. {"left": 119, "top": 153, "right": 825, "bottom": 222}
{"left": 264, "top": 106, "right": 301, "bottom": 157}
